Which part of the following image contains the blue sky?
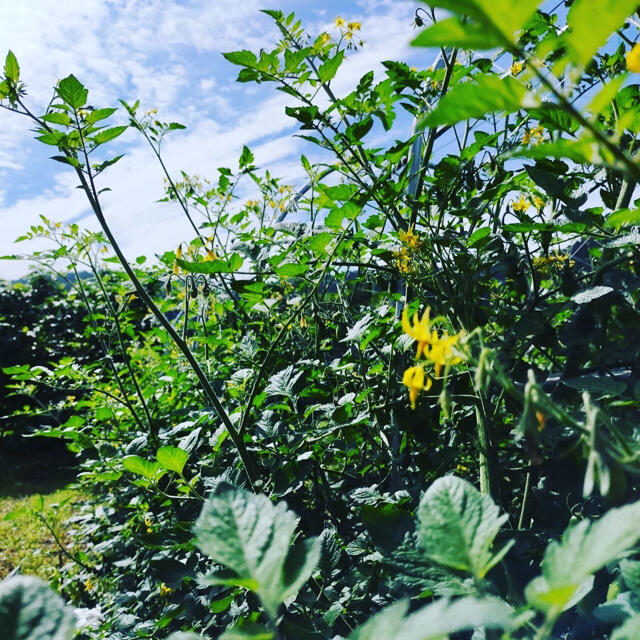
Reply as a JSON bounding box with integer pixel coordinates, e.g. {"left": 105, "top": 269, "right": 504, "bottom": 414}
{"left": 0, "top": 0, "right": 435, "bottom": 280}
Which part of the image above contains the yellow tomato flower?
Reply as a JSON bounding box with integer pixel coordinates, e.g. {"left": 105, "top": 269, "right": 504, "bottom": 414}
{"left": 627, "top": 44, "right": 640, "bottom": 72}
{"left": 84, "top": 578, "right": 94, "bottom": 592}
{"left": 347, "top": 21, "right": 361, "bottom": 31}
{"left": 510, "top": 60, "right": 524, "bottom": 76}
{"left": 426, "top": 330, "right": 464, "bottom": 378}
{"left": 172, "top": 262, "right": 181, "bottom": 276}
{"left": 320, "top": 32, "right": 331, "bottom": 45}
{"left": 334, "top": 16, "right": 345, "bottom": 28}
{"left": 402, "top": 365, "right": 432, "bottom": 410}
{"left": 512, "top": 195, "right": 530, "bottom": 212}
{"left": 399, "top": 225, "right": 422, "bottom": 251}
{"left": 533, "top": 195, "right": 544, "bottom": 210}
{"left": 159, "top": 583, "right": 173, "bottom": 597}
{"left": 175, "top": 245, "right": 183, "bottom": 259}
{"left": 402, "top": 306, "right": 432, "bottom": 358}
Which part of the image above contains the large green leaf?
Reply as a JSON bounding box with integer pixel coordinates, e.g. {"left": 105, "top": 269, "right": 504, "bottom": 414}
{"left": 564, "top": 0, "right": 638, "bottom": 67}
{"left": 156, "top": 445, "right": 189, "bottom": 474}
{"left": 419, "top": 0, "right": 541, "bottom": 43}
{"left": 526, "top": 499, "right": 640, "bottom": 613}
{"left": 421, "top": 74, "right": 533, "bottom": 127}
{"left": 56, "top": 75, "right": 88, "bottom": 109}
{"left": 195, "top": 482, "right": 320, "bottom": 618}
{"left": 348, "top": 597, "right": 513, "bottom": 640}
{"left": 417, "top": 476, "right": 512, "bottom": 580}
{"left": 122, "top": 455, "right": 167, "bottom": 481}
{"left": 412, "top": 17, "right": 501, "bottom": 50}
{"left": 177, "top": 253, "right": 243, "bottom": 274}
{"left": 0, "top": 576, "right": 76, "bottom": 640}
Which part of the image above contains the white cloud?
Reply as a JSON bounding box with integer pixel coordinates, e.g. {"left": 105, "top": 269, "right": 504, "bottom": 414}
{"left": 0, "top": 1, "right": 420, "bottom": 280}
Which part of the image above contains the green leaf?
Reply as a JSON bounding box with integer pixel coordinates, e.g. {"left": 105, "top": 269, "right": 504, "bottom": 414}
{"left": 421, "top": 74, "right": 534, "bottom": 127}
{"left": 317, "top": 50, "right": 344, "bottom": 83}
{"left": 345, "top": 116, "right": 373, "bottom": 141}
{"left": 41, "top": 112, "right": 71, "bottom": 126}
{"left": 348, "top": 596, "right": 513, "bottom": 640}
{"left": 274, "top": 262, "right": 307, "bottom": 277}
{"left": 605, "top": 208, "right": 640, "bottom": 229}
{"left": 417, "top": 476, "right": 512, "bottom": 580}
{"left": 92, "top": 125, "right": 128, "bottom": 145}
{"left": 0, "top": 575, "right": 76, "bottom": 640}
{"left": 512, "top": 137, "right": 617, "bottom": 167}
{"left": 421, "top": 0, "right": 541, "bottom": 44}
{"left": 122, "top": 455, "right": 167, "bottom": 481}
{"left": 525, "top": 499, "right": 640, "bottom": 613}
{"left": 86, "top": 107, "right": 117, "bottom": 124}
{"left": 195, "top": 482, "right": 320, "bottom": 618}
{"left": 564, "top": 0, "right": 639, "bottom": 67}
{"left": 4, "top": 50, "right": 19, "bottom": 83}
{"left": 468, "top": 227, "right": 491, "bottom": 247}
{"left": 412, "top": 17, "right": 501, "bottom": 50}
{"left": 220, "top": 622, "right": 273, "bottom": 640}
{"left": 308, "top": 232, "right": 332, "bottom": 255}
{"left": 156, "top": 446, "right": 189, "bottom": 474}
{"left": 223, "top": 50, "right": 258, "bottom": 67}
{"left": 56, "top": 75, "right": 88, "bottom": 109}
{"left": 176, "top": 253, "right": 243, "bottom": 274}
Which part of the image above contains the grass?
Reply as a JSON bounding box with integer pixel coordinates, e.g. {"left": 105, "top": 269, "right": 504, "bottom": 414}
{"left": 0, "top": 435, "right": 81, "bottom": 581}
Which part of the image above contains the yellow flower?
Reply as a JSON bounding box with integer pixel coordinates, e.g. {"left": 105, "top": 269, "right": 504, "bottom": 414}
{"left": 402, "top": 365, "right": 432, "bottom": 410}
{"left": 530, "top": 124, "right": 544, "bottom": 142}
{"left": 456, "top": 464, "right": 468, "bottom": 473}
{"left": 426, "top": 330, "right": 464, "bottom": 378}
{"left": 334, "top": 16, "right": 345, "bottom": 28}
{"left": 510, "top": 61, "right": 524, "bottom": 76}
{"left": 172, "top": 262, "right": 181, "bottom": 276}
{"left": 522, "top": 129, "right": 532, "bottom": 144}
{"left": 345, "top": 31, "right": 353, "bottom": 40}
{"left": 144, "top": 516, "right": 153, "bottom": 528}
{"left": 347, "top": 21, "right": 361, "bottom": 31}
{"left": 159, "top": 583, "right": 173, "bottom": 597}
{"left": 535, "top": 411, "right": 546, "bottom": 431}
{"left": 399, "top": 225, "right": 422, "bottom": 251}
{"left": 320, "top": 32, "right": 331, "bottom": 45}
{"left": 533, "top": 195, "right": 544, "bottom": 210}
{"left": 402, "top": 306, "right": 432, "bottom": 359}
{"left": 84, "top": 578, "right": 94, "bottom": 592}
{"left": 512, "top": 195, "right": 530, "bottom": 212}
{"left": 627, "top": 43, "right": 640, "bottom": 72}
{"left": 66, "top": 395, "right": 76, "bottom": 403}
{"left": 205, "top": 250, "right": 218, "bottom": 261}
{"left": 175, "top": 245, "right": 183, "bottom": 259}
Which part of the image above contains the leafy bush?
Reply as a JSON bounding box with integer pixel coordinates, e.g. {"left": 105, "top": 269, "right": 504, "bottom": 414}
{"left": 2, "top": 1, "right": 640, "bottom": 638}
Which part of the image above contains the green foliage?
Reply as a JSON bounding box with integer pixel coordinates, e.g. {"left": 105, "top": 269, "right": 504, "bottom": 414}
{"left": 195, "top": 482, "right": 319, "bottom": 619}
{"left": 3, "top": 3, "right": 640, "bottom": 639}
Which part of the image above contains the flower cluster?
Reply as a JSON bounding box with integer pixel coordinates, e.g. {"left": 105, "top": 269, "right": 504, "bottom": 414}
{"left": 511, "top": 194, "right": 530, "bottom": 212}
{"left": 532, "top": 252, "right": 575, "bottom": 275}
{"left": 401, "top": 307, "right": 465, "bottom": 410}
{"left": 393, "top": 226, "right": 422, "bottom": 274}
{"left": 334, "top": 16, "right": 363, "bottom": 47}
{"left": 522, "top": 124, "right": 545, "bottom": 145}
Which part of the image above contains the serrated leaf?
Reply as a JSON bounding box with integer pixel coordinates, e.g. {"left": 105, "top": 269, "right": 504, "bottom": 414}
{"left": 308, "top": 232, "right": 332, "bottom": 255}
{"left": 264, "top": 365, "right": 304, "bottom": 397}
{"left": 223, "top": 50, "right": 258, "bottom": 67}
{"left": 195, "top": 482, "right": 320, "bottom": 618}
{"left": 525, "top": 500, "right": 640, "bottom": 613}
{"left": 0, "top": 576, "right": 76, "bottom": 640}
{"left": 565, "top": 0, "right": 638, "bottom": 67}
{"left": 421, "top": 74, "right": 533, "bottom": 127}
{"left": 56, "top": 75, "right": 88, "bottom": 109}
{"left": 348, "top": 596, "right": 513, "bottom": 640}
{"left": 274, "top": 262, "right": 307, "bottom": 277}
{"left": 156, "top": 446, "right": 189, "bottom": 474}
{"left": 417, "top": 476, "right": 512, "bottom": 580}
{"left": 4, "top": 50, "right": 19, "bottom": 83}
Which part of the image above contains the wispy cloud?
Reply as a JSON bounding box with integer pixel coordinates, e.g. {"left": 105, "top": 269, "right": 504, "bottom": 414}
{"left": 0, "top": 0, "right": 421, "bottom": 280}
